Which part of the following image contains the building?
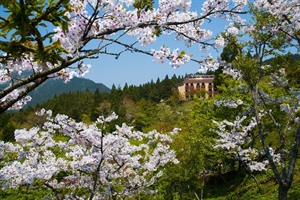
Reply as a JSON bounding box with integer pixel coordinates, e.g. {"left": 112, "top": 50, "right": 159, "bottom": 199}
{"left": 178, "top": 75, "right": 217, "bottom": 100}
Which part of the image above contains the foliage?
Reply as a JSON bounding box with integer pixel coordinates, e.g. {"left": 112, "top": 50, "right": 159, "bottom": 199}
{"left": 152, "top": 97, "right": 221, "bottom": 199}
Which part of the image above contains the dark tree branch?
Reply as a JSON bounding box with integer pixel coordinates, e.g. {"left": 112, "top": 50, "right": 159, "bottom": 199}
{"left": 287, "top": 125, "right": 300, "bottom": 184}
{"left": 0, "top": 76, "right": 48, "bottom": 113}
{"left": 252, "top": 85, "right": 283, "bottom": 185}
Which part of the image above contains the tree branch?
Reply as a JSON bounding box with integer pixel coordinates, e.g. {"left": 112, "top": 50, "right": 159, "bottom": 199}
{"left": 252, "top": 85, "right": 282, "bottom": 185}
{"left": 31, "top": 0, "right": 66, "bottom": 27}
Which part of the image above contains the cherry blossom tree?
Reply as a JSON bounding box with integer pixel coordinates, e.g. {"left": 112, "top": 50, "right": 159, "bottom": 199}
{"left": 0, "top": 109, "right": 180, "bottom": 199}
{"left": 214, "top": 60, "right": 300, "bottom": 200}
{"left": 0, "top": 0, "right": 247, "bottom": 113}
{"left": 213, "top": 1, "right": 300, "bottom": 199}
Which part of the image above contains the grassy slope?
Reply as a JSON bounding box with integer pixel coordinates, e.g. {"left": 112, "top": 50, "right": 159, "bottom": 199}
{"left": 204, "top": 161, "right": 300, "bottom": 200}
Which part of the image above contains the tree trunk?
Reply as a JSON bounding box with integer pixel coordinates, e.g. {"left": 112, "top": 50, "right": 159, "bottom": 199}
{"left": 278, "top": 184, "right": 289, "bottom": 200}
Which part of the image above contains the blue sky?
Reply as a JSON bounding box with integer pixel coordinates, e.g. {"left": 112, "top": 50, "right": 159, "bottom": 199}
{"left": 85, "top": 50, "right": 200, "bottom": 88}
{"left": 85, "top": 1, "right": 228, "bottom": 88}
{"left": 85, "top": 36, "right": 209, "bottom": 89}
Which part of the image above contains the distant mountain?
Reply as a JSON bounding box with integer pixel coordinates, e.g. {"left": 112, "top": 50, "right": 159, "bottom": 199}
{"left": 27, "top": 77, "right": 110, "bottom": 107}
{"left": 263, "top": 53, "right": 300, "bottom": 63}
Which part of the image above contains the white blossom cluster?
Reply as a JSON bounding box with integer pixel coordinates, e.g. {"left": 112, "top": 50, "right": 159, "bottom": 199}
{"left": 280, "top": 103, "right": 291, "bottom": 113}
{"left": 214, "top": 99, "right": 244, "bottom": 108}
{"left": 0, "top": 110, "right": 179, "bottom": 198}
{"left": 279, "top": 95, "right": 300, "bottom": 123}
{"left": 213, "top": 114, "right": 280, "bottom": 171}
{"left": 198, "top": 55, "right": 220, "bottom": 73}
{"left": 215, "top": 36, "right": 225, "bottom": 48}
{"left": 213, "top": 116, "right": 257, "bottom": 150}
{"left": 226, "top": 23, "right": 240, "bottom": 36}
{"left": 158, "top": 0, "right": 192, "bottom": 13}
{"left": 151, "top": 46, "right": 171, "bottom": 63}
{"left": 151, "top": 47, "right": 190, "bottom": 68}
{"left": 237, "top": 147, "right": 269, "bottom": 171}
{"left": 254, "top": 0, "right": 300, "bottom": 42}
{"left": 222, "top": 64, "right": 243, "bottom": 80}
{"left": 169, "top": 49, "right": 191, "bottom": 68}
{"left": 269, "top": 68, "right": 288, "bottom": 87}
{"left": 202, "top": 0, "right": 230, "bottom": 17}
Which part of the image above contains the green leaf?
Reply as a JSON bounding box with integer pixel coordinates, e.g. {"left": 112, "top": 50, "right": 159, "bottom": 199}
{"left": 48, "top": 0, "right": 55, "bottom": 6}
{"left": 38, "top": 22, "right": 47, "bottom": 27}
{"left": 153, "top": 26, "right": 162, "bottom": 37}
{"left": 62, "top": 21, "right": 69, "bottom": 33}
{"left": 56, "top": 171, "right": 70, "bottom": 183}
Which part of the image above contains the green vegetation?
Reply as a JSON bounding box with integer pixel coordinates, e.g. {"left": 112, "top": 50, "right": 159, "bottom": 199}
{"left": 1, "top": 68, "right": 300, "bottom": 199}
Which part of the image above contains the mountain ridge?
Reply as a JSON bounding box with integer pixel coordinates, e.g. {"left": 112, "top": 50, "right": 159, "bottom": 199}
{"left": 27, "top": 77, "right": 110, "bottom": 107}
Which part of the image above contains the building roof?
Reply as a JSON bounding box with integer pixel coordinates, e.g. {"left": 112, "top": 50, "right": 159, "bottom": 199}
{"left": 183, "top": 77, "right": 214, "bottom": 83}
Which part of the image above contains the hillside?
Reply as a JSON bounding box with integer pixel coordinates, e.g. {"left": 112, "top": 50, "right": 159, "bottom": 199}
{"left": 27, "top": 77, "right": 110, "bottom": 107}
